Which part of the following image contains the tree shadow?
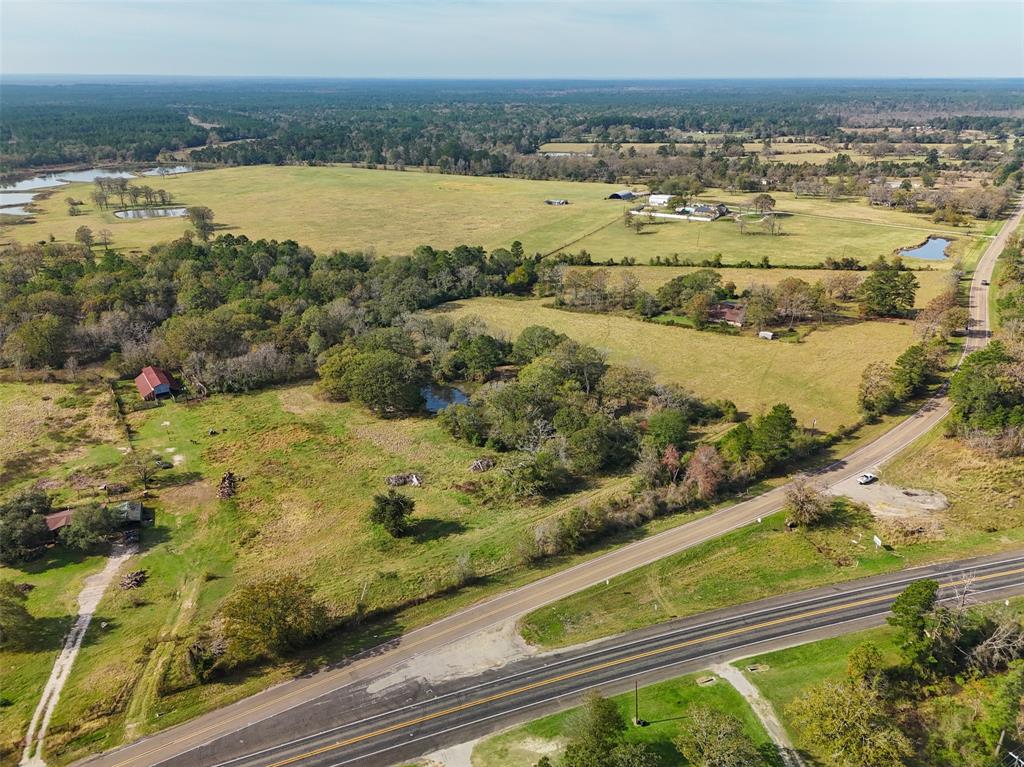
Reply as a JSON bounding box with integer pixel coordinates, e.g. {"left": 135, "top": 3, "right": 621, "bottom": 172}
{"left": 411, "top": 518, "right": 467, "bottom": 543}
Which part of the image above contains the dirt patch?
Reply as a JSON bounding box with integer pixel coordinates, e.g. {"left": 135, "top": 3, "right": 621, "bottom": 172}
{"left": 715, "top": 664, "right": 803, "bottom": 767}
{"left": 159, "top": 480, "right": 217, "bottom": 511}
{"left": 830, "top": 477, "right": 948, "bottom": 519}
{"left": 366, "top": 619, "right": 536, "bottom": 694}
{"left": 277, "top": 386, "right": 327, "bottom": 416}
{"left": 350, "top": 420, "right": 424, "bottom": 460}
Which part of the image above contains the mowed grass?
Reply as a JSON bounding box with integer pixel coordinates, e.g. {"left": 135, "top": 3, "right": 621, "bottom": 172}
{"left": 29, "top": 383, "right": 639, "bottom": 762}
{"left": 562, "top": 194, "right": 983, "bottom": 267}
{"left": 471, "top": 672, "right": 771, "bottom": 767}
{"left": 604, "top": 265, "right": 950, "bottom": 309}
{"left": 440, "top": 296, "right": 917, "bottom": 431}
{"left": 3, "top": 165, "right": 626, "bottom": 256}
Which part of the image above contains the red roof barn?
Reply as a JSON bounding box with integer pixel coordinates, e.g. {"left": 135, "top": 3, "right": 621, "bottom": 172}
{"left": 134, "top": 366, "right": 175, "bottom": 401}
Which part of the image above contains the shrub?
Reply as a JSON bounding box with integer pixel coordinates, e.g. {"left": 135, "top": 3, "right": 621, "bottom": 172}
{"left": 369, "top": 490, "right": 415, "bottom": 537}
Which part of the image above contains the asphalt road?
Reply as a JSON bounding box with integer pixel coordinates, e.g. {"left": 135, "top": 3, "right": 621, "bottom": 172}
{"left": 166, "top": 551, "right": 1024, "bottom": 767}
{"left": 78, "top": 200, "right": 1023, "bottom": 767}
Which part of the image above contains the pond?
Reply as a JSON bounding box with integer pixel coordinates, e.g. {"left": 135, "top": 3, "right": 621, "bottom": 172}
{"left": 900, "top": 236, "right": 951, "bottom": 261}
{"left": 141, "top": 166, "right": 194, "bottom": 176}
{"left": 114, "top": 207, "right": 188, "bottom": 220}
{"left": 0, "top": 206, "right": 30, "bottom": 216}
{"left": 0, "top": 192, "right": 38, "bottom": 207}
{"left": 0, "top": 168, "right": 137, "bottom": 192}
{"left": 421, "top": 384, "right": 469, "bottom": 414}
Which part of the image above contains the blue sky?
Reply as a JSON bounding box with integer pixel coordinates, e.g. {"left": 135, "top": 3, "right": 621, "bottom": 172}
{"left": 2, "top": 0, "right": 1022, "bottom": 78}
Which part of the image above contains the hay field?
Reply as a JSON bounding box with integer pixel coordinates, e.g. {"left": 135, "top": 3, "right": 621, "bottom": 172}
{"left": 440, "top": 296, "right": 918, "bottom": 431}
{"left": 2, "top": 165, "right": 626, "bottom": 256}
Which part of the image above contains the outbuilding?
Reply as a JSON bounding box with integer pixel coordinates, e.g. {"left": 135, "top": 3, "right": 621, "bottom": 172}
{"left": 648, "top": 194, "right": 673, "bottom": 207}
{"left": 709, "top": 301, "right": 747, "bottom": 328}
{"left": 134, "top": 366, "right": 176, "bottom": 401}
{"left": 608, "top": 190, "right": 636, "bottom": 200}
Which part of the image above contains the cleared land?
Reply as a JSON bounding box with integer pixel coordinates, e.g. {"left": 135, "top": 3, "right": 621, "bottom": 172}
{"left": 2, "top": 166, "right": 626, "bottom": 256}
{"left": 471, "top": 671, "right": 770, "bottom": 767}
{"left": 441, "top": 296, "right": 918, "bottom": 431}
{"left": 4, "top": 383, "right": 636, "bottom": 762}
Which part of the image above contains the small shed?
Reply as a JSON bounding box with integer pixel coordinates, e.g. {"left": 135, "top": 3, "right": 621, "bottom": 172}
{"left": 758, "top": 331, "right": 775, "bottom": 340}
{"left": 608, "top": 190, "right": 636, "bottom": 200}
{"left": 134, "top": 366, "right": 175, "bottom": 401}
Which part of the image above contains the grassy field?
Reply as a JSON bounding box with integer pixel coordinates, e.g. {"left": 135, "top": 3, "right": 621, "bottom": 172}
{"left": 562, "top": 191, "right": 984, "bottom": 267}
{"left": 440, "top": 295, "right": 918, "bottom": 431}
{"left": 597, "top": 265, "right": 950, "bottom": 309}
{"left": 3, "top": 382, "right": 643, "bottom": 762}
{"left": 471, "top": 671, "right": 771, "bottom": 767}
{"left": 1, "top": 165, "right": 626, "bottom": 256}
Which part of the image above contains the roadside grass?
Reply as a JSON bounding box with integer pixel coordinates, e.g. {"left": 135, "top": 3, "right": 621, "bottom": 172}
{"left": 518, "top": 497, "right": 1024, "bottom": 650}
{"left": 3, "top": 165, "right": 625, "bottom": 256}
{"left": 470, "top": 672, "right": 773, "bottom": 767}
{"left": 560, "top": 198, "right": 981, "bottom": 267}
{"left": 737, "top": 598, "right": 1024, "bottom": 766}
{"left": 440, "top": 295, "right": 918, "bottom": 431}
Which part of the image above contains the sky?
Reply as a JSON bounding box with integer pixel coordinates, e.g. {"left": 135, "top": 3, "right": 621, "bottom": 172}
{"left": 1, "top": 0, "right": 1022, "bottom": 79}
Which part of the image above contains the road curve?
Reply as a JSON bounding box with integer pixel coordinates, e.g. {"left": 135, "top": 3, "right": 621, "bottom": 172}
{"left": 78, "top": 200, "right": 1023, "bottom": 767}
{"left": 168, "top": 551, "right": 1024, "bottom": 767}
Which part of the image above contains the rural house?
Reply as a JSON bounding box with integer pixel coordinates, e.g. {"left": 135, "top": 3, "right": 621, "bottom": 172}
{"left": 709, "top": 301, "right": 747, "bottom": 327}
{"left": 134, "top": 365, "right": 176, "bottom": 401}
{"left": 43, "top": 509, "right": 75, "bottom": 540}
{"left": 675, "top": 203, "right": 730, "bottom": 220}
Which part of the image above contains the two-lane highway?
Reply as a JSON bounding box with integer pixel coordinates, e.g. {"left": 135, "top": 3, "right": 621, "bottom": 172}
{"left": 173, "top": 551, "right": 1024, "bottom": 767}
{"left": 80, "top": 200, "right": 1024, "bottom": 767}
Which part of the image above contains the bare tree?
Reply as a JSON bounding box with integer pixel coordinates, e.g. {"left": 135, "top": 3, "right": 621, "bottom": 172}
{"left": 785, "top": 474, "right": 831, "bottom": 527}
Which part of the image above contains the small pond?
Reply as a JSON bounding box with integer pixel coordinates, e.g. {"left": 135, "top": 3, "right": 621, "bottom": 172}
{"left": 900, "top": 236, "right": 951, "bottom": 261}
{"left": 0, "top": 168, "right": 138, "bottom": 192}
{"left": 421, "top": 384, "right": 469, "bottom": 414}
{"left": 141, "top": 166, "right": 194, "bottom": 176}
{"left": 114, "top": 207, "right": 188, "bottom": 220}
{"left": 0, "top": 206, "right": 30, "bottom": 216}
{"left": 0, "top": 192, "right": 39, "bottom": 207}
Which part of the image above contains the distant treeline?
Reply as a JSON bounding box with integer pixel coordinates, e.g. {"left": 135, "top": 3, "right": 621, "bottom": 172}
{"left": 2, "top": 79, "right": 1022, "bottom": 179}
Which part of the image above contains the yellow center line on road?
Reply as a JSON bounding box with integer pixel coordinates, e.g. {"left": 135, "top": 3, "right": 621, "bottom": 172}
{"left": 261, "top": 566, "right": 1024, "bottom": 767}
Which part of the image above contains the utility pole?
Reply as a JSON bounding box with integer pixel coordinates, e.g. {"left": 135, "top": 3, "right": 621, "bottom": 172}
{"left": 632, "top": 680, "right": 648, "bottom": 727}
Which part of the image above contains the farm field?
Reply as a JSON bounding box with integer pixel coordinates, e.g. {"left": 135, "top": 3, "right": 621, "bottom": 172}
{"left": 561, "top": 193, "right": 984, "bottom": 267}
{"left": 1, "top": 165, "right": 627, "bottom": 255}
{"left": 1, "top": 382, "right": 641, "bottom": 762}
{"left": 440, "top": 296, "right": 919, "bottom": 431}
{"left": 471, "top": 670, "right": 771, "bottom": 767}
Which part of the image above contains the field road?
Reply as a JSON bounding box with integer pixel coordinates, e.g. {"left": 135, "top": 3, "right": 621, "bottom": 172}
{"left": 77, "top": 199, "right": 1022, "bottom": 767}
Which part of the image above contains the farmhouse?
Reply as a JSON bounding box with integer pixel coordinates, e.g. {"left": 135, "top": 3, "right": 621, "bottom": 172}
{"left": 709, "top": 301, "right": 747, "bottom": 327}
{"left": 134, "top": 366, "right": 176, "bottom": 401}
{"left": 675, "top": 203, "right": 730, "bottom": 220}
{"left": 608, "top": 190, "right": 636, "bottom": 200}
{"left": 648, "top": 194, "right": 673, "bottom": 206}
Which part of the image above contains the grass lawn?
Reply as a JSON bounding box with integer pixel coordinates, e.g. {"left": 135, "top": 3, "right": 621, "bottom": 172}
{"left": 561, "top": 194, "right": 983, "bottom": 267}
{"left": 471, "top": 672, "right": 772, "bottom": 767}
{"left": 440, "top": 295, "right": 918, "bottom": 431}
{"left": 2, "top": 165, "right": 626, "bottom": 256}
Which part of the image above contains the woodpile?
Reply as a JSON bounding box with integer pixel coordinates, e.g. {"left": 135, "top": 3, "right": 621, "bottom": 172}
{"left": 469, "top": 457, "right": 495, "bottom": 473}
{"left": 120, "top": 570, "right": 148, "bottom": 590}
{"left": 386, "top": 472, "right": 422, "bottom": 487}
{"left": 218, "top": 471, "right": 238, "bottom": 499}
